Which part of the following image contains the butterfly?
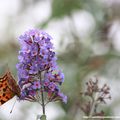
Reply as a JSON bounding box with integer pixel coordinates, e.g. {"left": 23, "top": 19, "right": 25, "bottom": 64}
{"left": 0, "top": 71, "right": 20, "bottom": 105}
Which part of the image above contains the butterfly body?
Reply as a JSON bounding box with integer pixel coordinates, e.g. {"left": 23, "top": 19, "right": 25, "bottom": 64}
{"left": 0, "top": 71, "right": 20, "bottom": 105}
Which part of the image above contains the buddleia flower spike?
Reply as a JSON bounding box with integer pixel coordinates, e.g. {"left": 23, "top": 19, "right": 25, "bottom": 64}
{"left": 16, "top": 29, "right": 67, "bottom": 119}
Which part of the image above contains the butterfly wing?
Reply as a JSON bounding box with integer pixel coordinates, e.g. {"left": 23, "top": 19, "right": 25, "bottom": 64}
{"left": 6, "top": 71, "right": 21, "bottom": 97}
{"left": 0, "top": 73, "right": 15, "bottom": 105}
{"left": 0, "top": 71, "right": 20, "bottom": 105}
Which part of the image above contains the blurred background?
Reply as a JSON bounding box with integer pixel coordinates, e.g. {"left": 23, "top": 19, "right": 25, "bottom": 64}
{"left": 0, "top": 0, "right": 120, "bottom": 120}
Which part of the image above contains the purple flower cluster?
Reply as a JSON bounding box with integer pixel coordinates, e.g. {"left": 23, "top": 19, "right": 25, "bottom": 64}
{"left": 16, "top": 29, "right": 67, "bottom": 103}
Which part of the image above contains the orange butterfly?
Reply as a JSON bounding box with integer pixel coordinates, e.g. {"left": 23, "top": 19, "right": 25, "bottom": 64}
{"left": 0, "top": 71, "right": 20, "bottom": 105}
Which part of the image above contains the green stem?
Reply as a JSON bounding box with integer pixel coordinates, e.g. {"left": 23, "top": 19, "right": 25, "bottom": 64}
{"left": 41, "top": 88, "right": 45, "bottom": 115}
{"left": 39, "top": 72, "right": 46, "bottom": 119}
{"left": 87, "top": 93, "right": 98, "bottom": 120}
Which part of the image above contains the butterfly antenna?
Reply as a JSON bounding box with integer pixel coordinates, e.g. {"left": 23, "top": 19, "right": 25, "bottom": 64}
{"left": 10, "top": 99, "right": 17, "bottom": 114}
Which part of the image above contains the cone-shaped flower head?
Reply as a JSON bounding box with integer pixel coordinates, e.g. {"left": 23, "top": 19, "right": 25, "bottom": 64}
{"left": 16, "top": 29, "right": 67, "bottom": 103}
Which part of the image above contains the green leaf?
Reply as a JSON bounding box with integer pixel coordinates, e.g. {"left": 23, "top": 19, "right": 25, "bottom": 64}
{"left": 40, "top": 115, "right": 47, "bottom": 120}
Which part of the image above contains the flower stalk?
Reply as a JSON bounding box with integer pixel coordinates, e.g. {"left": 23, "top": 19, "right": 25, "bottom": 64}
{"left": 88, "top": 93, "right": 98, "bottom": 119}
{"left": 39, "top": 71, "right": 45, "bottom": 115}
